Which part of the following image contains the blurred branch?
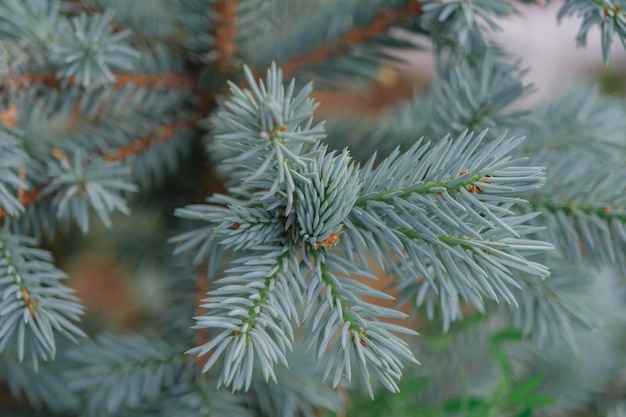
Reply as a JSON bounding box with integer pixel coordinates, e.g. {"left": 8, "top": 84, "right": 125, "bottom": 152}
{"left": 1, "top": 71, "right": 195, "bottom": 91}
{"left": 282, "top": 1, "right": 423, "bottom": 77}
{"left": 211, "top": 0, "right": 239, "bottom": 69}
{"left": 0, "top": 114, "right": 202, "bottom": 224}
{"left": 102, "top": 115, "right": 202, "bottom": 162}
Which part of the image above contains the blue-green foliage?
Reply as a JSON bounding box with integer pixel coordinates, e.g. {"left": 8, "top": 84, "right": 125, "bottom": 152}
{"left": 81, "top": 0, "right": 188, "bottom": 40}
{"left": 516, "top": 86, "right": 626, "bottom": 156}
{"left": 0, "top": 129, "right": 28, "bottom": 217}
{"left": 295, "top": 148, "right": 361, "bottom": 247}
{"left": 510, "top": 267, "right": 626, "bottom": 416}
{"left": 248, "top": 349, "right": 344, "bottom": 417}
{"left": 0, "top": 232, "right": 85, "bottom": 366}
{"left": 51, "top": 11, "right": 139, "bottom": 87}
{"left": 514, "top": 87, "right": 626, "bottom": 274}
{"left": 186, "top": 245, "right": 301, "bottom": 390}
{"left": 174, "top": 64, "right": 553, "bottom": 396}
{"left": 419, "top": 0, "right": 514, "bottom": 47}
{"left": 0, "top": 0, "right": 62, "bottom": 55}
{"left": 507, "top": 263, "right": 602, "bottom": 347}
{"left": 555, "top": 0, "right": 626, "bottom": 64}
{"left": 208, "top": 65, "right": 325, "bottom": 208}
{"left": 527, "top": 151, "right": 626, "bottom": 271}
{"left": 2, "top": 0, "right": 626, "bottom": 416}
{"left": 65, "top": 334, "right": 194, "bottom": 416}
{"left": 350, "top": 130, "right": 550, "bottom": 330}
{"left": 423, "top": 53, "right": 532, "bottom": 139}
{"left": 175, "top": 66, "right": 420, "bottom": 394}
{"left": 0, "top": 348, "right": 77, "bottom": 413}
{"left": 302, "top": 252, "right": 417, "bottom": 396}
{"left": 0, "top": 1, "right": 139, "bottom": 84}
{"left": 44, "top": 151, "right": 137, "bottom": 233}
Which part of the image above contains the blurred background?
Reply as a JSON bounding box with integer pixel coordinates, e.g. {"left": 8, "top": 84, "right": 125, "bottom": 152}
{"left": 316, "top": 1, "right": 626, "bottom": 115}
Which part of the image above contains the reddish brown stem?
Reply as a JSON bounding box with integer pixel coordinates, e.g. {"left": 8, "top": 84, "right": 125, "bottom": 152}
{"left": 0, "top": 186, "right": 44, "bottom": 222}
{"left": 0, "top": 104, "right": 18, "bottom": 126}
{"left": 1, "top": 71, "right": 195, "bottom": 91}
{"left": 282, "top": 1, "right": 423, "bottom": 77}
{"left": 104, "top": 116, "right": 200, "bottom": 162}
{"left": 212, "top": 0, "right": 239, "bottom": 69}
{"left": 21, "top": 287, "right": 38, "bottom": 316}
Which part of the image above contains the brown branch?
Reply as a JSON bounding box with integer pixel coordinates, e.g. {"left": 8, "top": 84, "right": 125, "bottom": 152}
{"left": 211, "top": 0, "right": 239, "bottom": 69}
{"left": 114, "top": 72, "right": 196, "bottom": 89}
{"left": 194, "top": 266, "right": 211, "bottom": 369}
{"left": 16, "top": 166, "right": 25, "bottom": 203}
{"left": 103, "top": 115, "right": 201, "bottom": 162}
{"left": 0, "top": 381, "right": 23, "bottom": 407}
{"left": 0, "top": 104, "right": 35, "bottom": 222}
{"left": 282, "top": 1, "right": 423, "bottom": 77}
{"left": 0, "top": 186, "right": 44, "bottom": 222}
{"left": 21, "top": 287, "right": 38, "bottom": 316}
{"left": 0, "top": 104, "right": 18, "bottom": 126}
{"left": 1, "top": 71, "right": 195, "bottom": 91}
{"left": 64, "top": 0, "right": 88, "bottom": 10}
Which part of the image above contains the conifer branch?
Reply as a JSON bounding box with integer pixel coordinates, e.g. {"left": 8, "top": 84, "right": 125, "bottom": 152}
{"left": 0, "top": 233, "right": 86, "bottom": 365}
{"left": 282, "top": 1, "right": 423, "bottom": 77}
{"left": 0, "top": 125, "right": 28, "bottom": 221}
{"left": 176, "top": 65, "right": 553, "bottom": 396}
{"left": 344, "top": 130, "right": 551, "bottom": 330}
{"left": 0, "top": 355, "right": 76, "bottom": 412}
{"left": 506, "top": 262, "right": 602, "bottom": 348}
{"left": 65, "top": 335, "right": 194, "bottom": 415}
{"left": 303, "top": 252, "right": 417, "bottom": 397}
{"left": 556, "top": 0, "right": 626, "bottom": 64}
{"left": 187, "top": 246, "right": 300, "bottom": 391}
{"left": 525, "top": 152, "right": 626, "bottom": 272}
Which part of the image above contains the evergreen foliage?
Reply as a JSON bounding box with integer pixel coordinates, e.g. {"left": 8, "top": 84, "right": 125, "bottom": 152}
{"left": 1, "top": 1, "right": 626, "bottom": 416}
